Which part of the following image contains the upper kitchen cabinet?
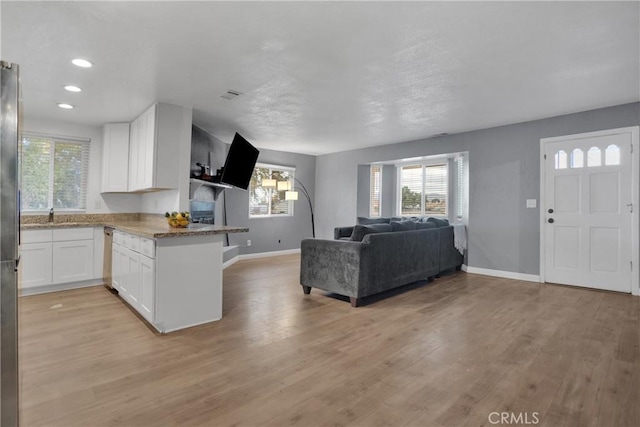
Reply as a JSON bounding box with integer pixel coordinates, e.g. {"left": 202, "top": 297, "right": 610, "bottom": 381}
{"left": 101, "top": 123, "right": 130, "bottom": 192}
{"left": 128, "top": 103, "right": 191, "bottom": 192}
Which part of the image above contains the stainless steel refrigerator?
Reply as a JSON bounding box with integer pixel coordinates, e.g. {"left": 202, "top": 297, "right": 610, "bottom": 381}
{"left": 0, "top": 61, "right": 20, "bottom": 426}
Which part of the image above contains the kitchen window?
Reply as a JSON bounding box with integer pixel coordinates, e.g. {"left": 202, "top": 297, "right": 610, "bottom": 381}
{"left": 20, "top": 133, "right": 90, "bottom": 212}
{"left": 249, "top": 163, "right": 295, "bottom": 218}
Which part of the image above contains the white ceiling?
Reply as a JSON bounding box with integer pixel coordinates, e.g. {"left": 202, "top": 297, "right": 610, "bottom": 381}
{"left": 2, "top": 1, "right": 638, "bottom": 155}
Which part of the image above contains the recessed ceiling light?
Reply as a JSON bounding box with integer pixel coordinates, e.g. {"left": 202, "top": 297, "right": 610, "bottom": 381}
{"left": 71, "top": 59, "right": 92, "bottom": 68}
{"left": 64, "top": 85, "right": 82, "bottom": 92}
{"left": 57, "top": 103, "right": 74, "bottom": 109}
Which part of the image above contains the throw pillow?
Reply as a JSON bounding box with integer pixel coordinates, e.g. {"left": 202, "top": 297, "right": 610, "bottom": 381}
{"left": 390, "top": 220, "right": 417, "bottom": 232}
{"left": 426, "top": 217, "right": 450, "bottom": 228}
{"left": 350, "top": 223, "right": 393, "bottom": 241}
{"left": 356, "top": 217, "right": 390, "bottom": 225}
{"left": 416, "top": 221, "right": 437, "bottom": 230}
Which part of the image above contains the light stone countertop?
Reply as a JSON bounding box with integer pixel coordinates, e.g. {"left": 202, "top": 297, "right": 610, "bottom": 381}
{"left": 21, "top": 220, "right": 248, "bottom": 239}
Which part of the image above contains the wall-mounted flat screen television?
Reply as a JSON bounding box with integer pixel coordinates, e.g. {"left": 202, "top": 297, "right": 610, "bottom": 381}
{"left": 219, "top": 132, "right": 259, "bottom": 190}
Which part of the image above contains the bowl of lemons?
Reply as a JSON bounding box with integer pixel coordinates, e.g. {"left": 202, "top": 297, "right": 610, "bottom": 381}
{"left": 165, "top": 211, "right": 190, "bottom": 228}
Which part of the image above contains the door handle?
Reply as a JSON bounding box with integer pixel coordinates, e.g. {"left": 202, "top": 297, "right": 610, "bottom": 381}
{"left": 548, "top": 218, "right": 554, "bottom": 224}
{"left": 548, "top": 208, "right": 554, "bottom": 214}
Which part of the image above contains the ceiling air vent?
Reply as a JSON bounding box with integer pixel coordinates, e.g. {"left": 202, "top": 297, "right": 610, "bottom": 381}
{"left": 221, "top": 90, "right": 243, "bottom": 100}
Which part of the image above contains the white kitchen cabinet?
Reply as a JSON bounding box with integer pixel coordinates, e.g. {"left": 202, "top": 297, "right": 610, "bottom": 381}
{"left": 112, "top": 231, "right": 155, "bottom": 323}
{"left": 52, "top": 240, "right": 94, "bottom": 284}
{"left": 101, "top": 123, "right": 130, "bottom": 192}
{"left": 124, "top": 247, "right": 141, "bottom": 307}
{"left": 93, "top": 228, "right": 105, "bottom": 280}
{"left": 139, "top": 254, "right": 155, "bottom": 322}
{"left": 19, "top": 242, "right": 53, "bottom": 288}
{"left": 127, "top": 103, "right": 187, "bottom": 192}
{"left": 112, "top": 243, "right": 123, "bottom": 292}
{"left": 128, "top": 118, "right": 140, "bottom": 191}
{"left": 139, "top": 105, "right": 155, "bottom": 190}
{"left": 20, "top": 227, "right": 97, "bottom": 294}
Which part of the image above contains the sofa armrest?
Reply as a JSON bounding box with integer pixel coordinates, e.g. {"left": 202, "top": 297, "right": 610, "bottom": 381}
{"left": 334, "top": 226, "right": 354, "bottom": 240}
{"left": 300, "top": 239, "right": 366, "bottom": 297}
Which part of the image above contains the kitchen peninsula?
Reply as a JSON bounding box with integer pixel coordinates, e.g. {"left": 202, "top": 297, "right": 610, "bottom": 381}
{"left": 20, "top": 215, "right": 248, "bottom": 333}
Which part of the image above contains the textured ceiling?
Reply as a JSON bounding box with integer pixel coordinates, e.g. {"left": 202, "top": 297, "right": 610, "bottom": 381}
{"left": 1, "top": 1, "right": 638, "bottom": 155}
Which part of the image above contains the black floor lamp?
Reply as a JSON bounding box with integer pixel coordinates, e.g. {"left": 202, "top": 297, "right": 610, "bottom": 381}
{"left": 283, "top": 178, "right": 315, "bottom": 238}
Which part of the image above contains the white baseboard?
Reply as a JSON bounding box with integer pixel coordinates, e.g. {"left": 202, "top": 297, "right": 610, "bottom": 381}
{"left": 20, "top": 279, "right": 104, "bottom": 296}
{"left": 223, "top": 248, "right": 301, "bottom": 269}
{"left": 462, "top": 265, "right": 540, "bottom": 283}
{"left": 223, "top": 257, "right": 239, "bottom": 270}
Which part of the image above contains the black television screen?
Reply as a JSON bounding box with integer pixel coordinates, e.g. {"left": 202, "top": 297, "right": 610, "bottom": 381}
{"left": 220, "top": 133, "right": 259, "bottom": 190}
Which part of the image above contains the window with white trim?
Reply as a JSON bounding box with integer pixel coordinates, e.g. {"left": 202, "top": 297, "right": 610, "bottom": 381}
{"left": 249, "top": 163, "right": 295, "bottom": 218}
{"left": 369, "top": 165, "right": 382, "bottom": 217}
{"left": 20, "top": 133, "right": 90, "bottom": 211}
{"left": 398, "top": 163, "right": 448, "bottom": 216}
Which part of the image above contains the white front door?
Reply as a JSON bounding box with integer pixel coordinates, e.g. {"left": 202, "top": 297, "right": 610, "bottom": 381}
{"left": 542, "top": 127, "right": 638, "bottom": 293}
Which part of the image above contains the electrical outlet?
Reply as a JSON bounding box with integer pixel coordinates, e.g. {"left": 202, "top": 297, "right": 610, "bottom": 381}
{"left": 526, "top": 199, "right": 537, "bottom": 208}
{"left": 247, "top": 239, "right": 251, "bottom": 247}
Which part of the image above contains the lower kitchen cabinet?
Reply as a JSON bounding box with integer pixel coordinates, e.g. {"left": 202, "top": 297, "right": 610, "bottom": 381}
{"left": 20, "top": 227, "right": 99, "bottom": 293}
{"left": 112, "top": 231, "right": 155, "bottom": 323}
{"left": 139, "top": 254, "right": 155, "bottom": 322}
{"left": 112, "top": 243, "right": 124, "bottom": 293}
{"left": 124, "top": 247, "right": 141, "bottom": 307}
{"left": 111, "top": 230, "right": 224, "bottom": 333}
{"left": 52, "top": 240, "right": 94, "bottom": 284}
{"left": 19, "top": 242, "right": 53, "bottom": 288}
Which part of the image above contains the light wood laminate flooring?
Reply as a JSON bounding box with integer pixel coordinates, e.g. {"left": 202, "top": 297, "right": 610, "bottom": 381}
{"left": 19, "top": 255, "right": 640, "bottom": 426}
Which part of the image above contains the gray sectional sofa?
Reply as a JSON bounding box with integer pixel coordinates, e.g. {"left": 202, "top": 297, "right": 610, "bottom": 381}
{"left": 300, "top": 216, "right": 464, "bottom": 306}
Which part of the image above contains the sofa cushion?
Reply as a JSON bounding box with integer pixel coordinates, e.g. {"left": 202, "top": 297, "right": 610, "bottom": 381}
{"left": 416, "top": 221, "right": 437, "bottom": 230}
{"left": 390, "top": 220, "right": 417, "bottom": 232}
{"left": 350, "top": 223, "right": 393, "bottom": 241}
{"left": 426, "top": 217, "right": 449, "bottom": 228}
{"left": 357, "top": 217, "right": 390, "bottom": 225}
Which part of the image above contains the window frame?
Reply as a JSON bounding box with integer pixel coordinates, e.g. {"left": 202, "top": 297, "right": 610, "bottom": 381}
{"left": 396, "top": 161, "right": 449, "bottom": 218}
{"left": 249, "top": 162, "right": 296, "bottom": 219}
{"left": 19, "top": 132, "right": 90, "bottom": 213}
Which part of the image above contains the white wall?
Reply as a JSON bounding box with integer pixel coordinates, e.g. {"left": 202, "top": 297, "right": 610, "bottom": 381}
{"left": 22, "top": 117, "right": 141, "bottom": 213}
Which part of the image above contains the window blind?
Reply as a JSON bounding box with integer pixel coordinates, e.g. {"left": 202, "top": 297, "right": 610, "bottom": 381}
{"left": 400, "top": 165, "right": 423, "bottom": 215}
{"left": 398, "top": 163, "right": 448, "bottom": 216}
{"left": 424, "top": 164, "right": 447, "bottom": 216}
{"left": 20, "top": 134, "right": 90, "bottom": 211}
{"left": 369, "top": 165, "right": 382, "bottom": 217}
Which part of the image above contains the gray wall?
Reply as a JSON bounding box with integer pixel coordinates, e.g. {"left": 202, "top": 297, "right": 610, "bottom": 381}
{"left": 356, "top": 165, "right": 370, "bottom": 217}
{"left": 315, "top": 102, "right": 640, "bottom": 275}
{"left": 381, "top": 165, "right": 396, "bottom": 218}
{"left": 225, "top": 148, "right": 316, "bottom": 255}
{"left": 191, "top": 126, "right": 316, "bottom": 255}
{"left": 357, "top": 164, "right": 396, "bottom": 218}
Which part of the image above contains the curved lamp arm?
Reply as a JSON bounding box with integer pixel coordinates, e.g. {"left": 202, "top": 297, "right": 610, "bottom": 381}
{"left": 289, "top": 178, "right": 315, "bottom": 238}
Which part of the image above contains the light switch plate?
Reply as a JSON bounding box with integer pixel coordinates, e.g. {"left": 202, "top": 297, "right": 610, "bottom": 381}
{"left": 526, "top": 199, "right": 537, "bottom": 208}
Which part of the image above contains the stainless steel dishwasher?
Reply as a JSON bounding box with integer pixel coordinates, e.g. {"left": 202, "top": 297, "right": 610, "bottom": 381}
{"left": 103, "top": 227, "right": 114, "bottom": 289}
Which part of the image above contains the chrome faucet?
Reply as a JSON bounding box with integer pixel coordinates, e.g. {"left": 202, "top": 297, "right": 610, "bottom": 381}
{"left": 48, "top": 208, "right": 54, "bottom": 223}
